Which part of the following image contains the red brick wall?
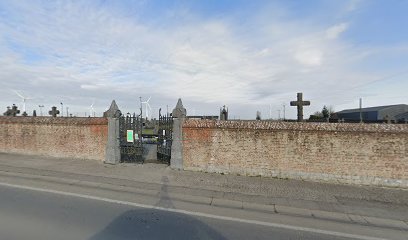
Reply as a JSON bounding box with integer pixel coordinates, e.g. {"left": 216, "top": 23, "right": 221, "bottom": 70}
{"left": 182, "top": 120, "right": 408, "bottom": 187}
{"left": 0, "top": 117, "right": 108, "bottom": 161}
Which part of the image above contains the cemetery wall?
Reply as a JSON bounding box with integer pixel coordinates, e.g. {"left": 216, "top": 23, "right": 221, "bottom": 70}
{"left": 182, "top": 120, "right": 408, "bottom": 187}
{"left": 0, "top": 117, "right": 108, "bottom": 161}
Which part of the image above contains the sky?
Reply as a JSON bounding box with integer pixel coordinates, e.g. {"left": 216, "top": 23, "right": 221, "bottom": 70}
{"left": 0, "top": 0, "right": 407, "bottom": 119}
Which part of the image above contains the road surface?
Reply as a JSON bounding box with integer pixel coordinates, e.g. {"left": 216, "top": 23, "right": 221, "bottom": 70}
{"left": 0, "top": 182, "right": 406, "bottom": 240}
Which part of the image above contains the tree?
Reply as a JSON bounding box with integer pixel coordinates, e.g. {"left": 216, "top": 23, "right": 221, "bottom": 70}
{"left": 322, "top": 106, "right": 329, "bottom": 119}
{"left": 256, "top": 111, "right": 261, "bottom": 120}
{"left": 309, "top": 105, "right": 335, "bottom": 120}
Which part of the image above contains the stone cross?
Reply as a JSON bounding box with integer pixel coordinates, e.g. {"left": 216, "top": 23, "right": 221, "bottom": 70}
{"left": 10, "top": 104, "right": 20, "bottom": 117}
{"left": 290, "top": 92, "right": 310, "bottom": 122}
{"left": 48, "top": 106, "right": 60, "bottom": 117}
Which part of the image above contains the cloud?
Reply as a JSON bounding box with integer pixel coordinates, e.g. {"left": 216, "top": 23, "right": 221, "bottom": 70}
{"left": 346, "top": 0, "right": 363, "bottom": 12}
{"left": 326, "top": 23, "right": 349, "bottom": 39}
{"left": 0, "top": 1, "right": 406, "bottom": 119}
{"left": 294, "top": 49, "right": 323, "bottom": 66}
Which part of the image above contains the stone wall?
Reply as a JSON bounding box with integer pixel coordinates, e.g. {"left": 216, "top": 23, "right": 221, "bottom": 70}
{"left": 0, "top": 117, "right": 108, "bottom": 161}
{"left": 182, "top": 120, "right": 408, "bottom": 187}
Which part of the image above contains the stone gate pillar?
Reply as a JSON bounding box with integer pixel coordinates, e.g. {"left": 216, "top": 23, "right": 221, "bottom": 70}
{"left": 104, "top": 100, "right": 122, "bottom": 164}
{"left": 170, "top": 98, "right": 186, "bottom": 170}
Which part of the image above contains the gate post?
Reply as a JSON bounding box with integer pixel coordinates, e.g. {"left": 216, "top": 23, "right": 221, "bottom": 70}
{"left": 104, "top": 100, "right": 122, "bottom": 164}
{"left": 170, "top": 98, "right": 186, "bottom": 170}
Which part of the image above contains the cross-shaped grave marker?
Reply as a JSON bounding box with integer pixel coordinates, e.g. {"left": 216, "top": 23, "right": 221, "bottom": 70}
{"left": 290, "top": 92, "right": 310, "bottom": 122}
{"left": 48, "top": 106, "right": 60, "bottom": 117}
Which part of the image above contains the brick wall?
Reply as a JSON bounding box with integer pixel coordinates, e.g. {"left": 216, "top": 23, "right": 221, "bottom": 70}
{"left": 0, "top": 117, "right": 108, "bottom": 161}
{"left": 182, "top": 120, "right": 408, "bottom": 187}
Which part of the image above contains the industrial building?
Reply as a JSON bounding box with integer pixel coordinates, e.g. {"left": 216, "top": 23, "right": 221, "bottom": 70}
{"left": 335, "top": 104, "right": 408, "bottom": 122}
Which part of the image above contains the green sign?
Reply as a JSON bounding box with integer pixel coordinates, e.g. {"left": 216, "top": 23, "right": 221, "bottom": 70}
{"left": 127, "top": 130, "right": 134, "bottom": 142}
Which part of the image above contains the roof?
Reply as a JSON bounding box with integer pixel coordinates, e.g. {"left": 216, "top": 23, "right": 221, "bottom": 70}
{"left": 395, "top": 111, "right": 408, "bottom": 120}
{"left": 336, "top": 104, "right": 408, "bottom": 114}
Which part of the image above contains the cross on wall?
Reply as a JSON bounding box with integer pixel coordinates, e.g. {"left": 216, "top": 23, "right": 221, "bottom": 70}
{"left": 290, "top": 92, "right": 310, "bottom": 122}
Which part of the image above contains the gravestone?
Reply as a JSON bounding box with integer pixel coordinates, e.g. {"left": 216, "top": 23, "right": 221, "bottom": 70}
{"left": 172, "top": 98, "right": 187, "bottom": 118}
{"left": 33, "top": 110, "right": 37, "bottom": 117}
{"left": 48, "top": 106, "right": 60, "bottom": 117}
{"left": 290, "top": 92, "right": 310, "bottom": 122}
{"left": 220, "top": 105, "right": 228, "bottom": 120}
{"left": 22, "top": 111, "right": 28, "bottom": 117}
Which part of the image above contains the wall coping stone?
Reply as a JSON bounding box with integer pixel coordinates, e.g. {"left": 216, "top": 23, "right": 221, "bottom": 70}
{"left": 0, "top": 116, "right": 108, "bottom": 125}
{"left": 183, "top": 119, "right": 408, "bottom": 133}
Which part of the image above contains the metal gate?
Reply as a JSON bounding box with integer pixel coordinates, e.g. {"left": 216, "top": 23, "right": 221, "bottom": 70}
{"left": 119, "top": 114, "right": 143, "bottom": 163}
{"left": 157, "top": 110, "right": 173, "bottom": 164}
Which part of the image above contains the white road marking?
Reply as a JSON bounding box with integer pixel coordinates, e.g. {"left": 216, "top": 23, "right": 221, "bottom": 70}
{"left": 0, "top": 182, "right": 389, "bottom": 240}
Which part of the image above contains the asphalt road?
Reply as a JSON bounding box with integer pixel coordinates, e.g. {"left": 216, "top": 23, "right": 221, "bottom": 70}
{"left": 0, "top": 184, "right": 375, "bottom": 240}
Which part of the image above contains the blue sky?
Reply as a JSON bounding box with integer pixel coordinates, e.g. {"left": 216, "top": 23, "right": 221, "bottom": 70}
{"left": 0, "top": 0, "right": 407, "bottom": 119}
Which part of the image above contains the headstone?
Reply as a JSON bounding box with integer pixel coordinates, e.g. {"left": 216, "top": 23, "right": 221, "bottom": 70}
{"left": 22, "top": 111, "right": 28, "bottom": 117}
{"left": 48, "top": 106, "right": 60, "bottom": 117}
{"left": 172, "top": 98, "right": 186, "bottom": 118}
{"left": 290, "top": 92, "right": 310, "bottom": 122}
{"left": 33, "top": 110, "right": 37, "bottom": 117}
{"left": 220, "top": 105, "right": 228, "bottom": 120}
{"left": 103, "top": 100, "right": 122, "bottom": 118}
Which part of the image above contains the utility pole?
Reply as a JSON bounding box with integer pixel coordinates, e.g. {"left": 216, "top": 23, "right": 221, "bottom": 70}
{"left": 359, "top": 98, "right": 363, "bottom": 123}
{"left": 38, "top": 105, "right": 44, "bottom": 116}
{"left": 283, "top": 104, "right": 286, "bottom": 121}
{"left": 60, "top": 102, "right": 63, "bottom": 117}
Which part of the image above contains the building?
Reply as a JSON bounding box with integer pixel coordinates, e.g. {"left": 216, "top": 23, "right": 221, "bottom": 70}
{"left": 395, "top": 112, "right": 408, "bottom": 123}
{"left": 335, "top": 104, "right": 408, "bottom": 122}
